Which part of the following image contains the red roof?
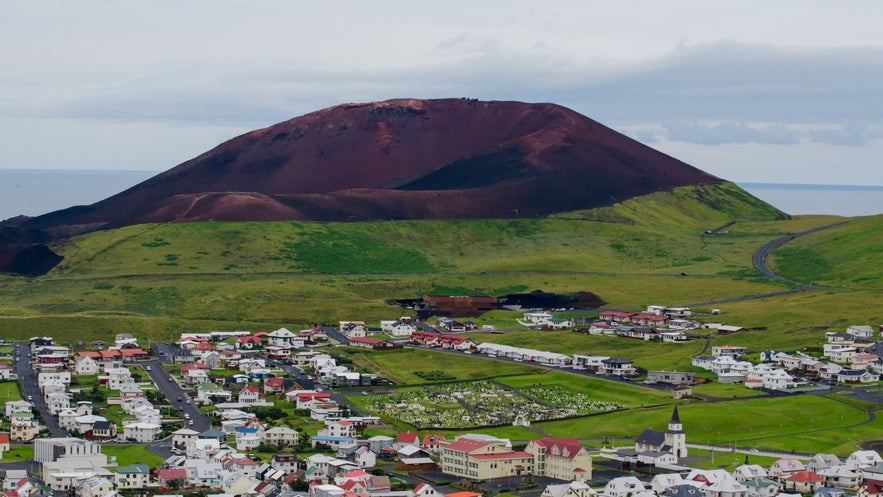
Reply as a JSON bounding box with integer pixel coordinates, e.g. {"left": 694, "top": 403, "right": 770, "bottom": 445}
{"left": 396, "top": 431, "right": 419, "bottom": 444}
{"left": 193, "top": 342, "right": 214, "bottom": 351}
{"left": 528, "top": 437, "right": 584, "bottom": 460}
{"left": 265, "top": 377, "right": 283, "bottom": 387}
{"left": 422, "top": 434, "right": 446, "bottom": 445}
{"left": 444, "top": 438, "right": 490, "bottom": 453}
{"left": 0, "top": 433, "right": 10, "bottom": 444}
{"left": 786, "top": 471, "right": 823, "bottom": 482}
{"left": 181, "top": 363, "right": 210, "bottom": 371}
{"left": 158, "top": 468, "right": 187, "bottom": 481}
{"left": 76, "top": 351, "right": 102, "bottom": 359}
{"left": 471, "top": 451, "right": 532, "bottom": 461}
{"left": 631, "top": 314, "right": 668, "bottom": 322}
{"left": 350, "top": 337, "right": 384, "bottom": 345}
{"left": 120, "top": 348, "right": 147, "bottom": 356}
{"left": 239, "top": 386, "right": 260, "bottom": 395}
{"left": 237, "top": 335, "right": 261, "bottom": 343}
{"left": 600, "top": 311, "right": 634, "bottom": 318}
{"left": 100, "top": 350, "right": 122, "bottom": 358}
{"left": 297, "top": 392, "right": 331, "bottom": 401}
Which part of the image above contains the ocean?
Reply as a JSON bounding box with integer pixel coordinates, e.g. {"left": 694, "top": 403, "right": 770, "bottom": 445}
{"left": 0, "top": 169, "right": 880, "bottom": 221}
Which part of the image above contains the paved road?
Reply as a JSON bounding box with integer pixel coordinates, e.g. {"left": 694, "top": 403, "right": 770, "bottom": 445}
{"left": 146, "top": 344, "right": 211, "bottom": 432}
{"left": 12, "top": 342, "right": 66, "bottom": 437}
{"left": 686, "top": 220, "right": 850, "bottom": 307}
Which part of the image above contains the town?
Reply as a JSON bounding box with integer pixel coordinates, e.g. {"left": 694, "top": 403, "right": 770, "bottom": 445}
{"left": 1, "top": 303, "right": 882, "bottom": 497}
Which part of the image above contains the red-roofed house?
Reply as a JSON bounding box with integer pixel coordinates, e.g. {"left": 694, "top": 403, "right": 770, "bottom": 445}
{"left": 440, "top": 437, "right": 534, "bottom": 480}
{"left": 784, "top": 471, "right": 824, "bottom": 494}
{"left": 157, "top": 468, "right": 187, "bottom": 487}
{"left": 421, "top": 434, "right": 446, "bottom": 453}
{"left": 395, "top": 432, "right": 419, "bottom": 451}
{"left": 238, "top": 386, "right": 262, "bottom": 404}
{"left": 119, "top": 348, "right": 149, "bottom": 362}
{"left": 599, "top": 311, "right": 634, "bottom": 323}
{"left": 629, "top": 314, "right": 669, "bottom": 326}
{"left": 525, "top": 437, "right": 592, "bottom": 481}
{"left": 237, "top": 336, "right": 262, "bottom": 350}
{"left": 264, "top": 377, "right": 284, "bottom": 395}
{"left": 0, "top": 432, "right": 10, "bottom": 452}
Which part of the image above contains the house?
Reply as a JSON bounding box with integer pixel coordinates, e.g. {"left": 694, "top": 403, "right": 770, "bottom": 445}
{"left": 526, "top": 437, "right": 592, "bottom": 481}
{"left": 172, "top": 428, "right": 199, "bottom": 450}
{"left": 837, "top": 369, "right": 880, "bottom": 384}
{"left": 263, "top": 426, "right": 299, "bottom": 447}
{"left": 769, "top": 458, "right": 806, "bottom": 479}
{"left": 268, "top": 327, "right": 301, "bottom": 347}
{"left": 381, "top": 318, "right": 417, "bottom": 337}
{"left": 272, "top": 453, "right": 299, "bottom": 474}
{"left": 396, "top": 445, "right": 436, "bottom": 471}
{"left": 816, "top": 466, "right": 860, "bottom": 488}
{"left": 650, "top": 474, "right": 686, "bottom": 494}
{"left": 742, "top": 478, "right": 782, "bottom": 497}
{"left": 238, "top": 385, "right": 262, "bottom": 404}
{"left": 76, "top": 476, "right": 114, "bottom": 497}
{"left": 89, "top": 420, "right": 117, "bottom": 440}
{"left": 784, "top": 471, "right": 824, "bottom": 494}
{"left": 74, "top": 354, "right": 101, "bottom": 375}
{"left": 114, "top": 464, "right": 151, "bottom": 489}
{"left": 10, "top": 419, "right": 38, "bottom": 441}
{"left": 157, "top": 468, "right": 188, "bottom": 487}
{"left": 541, "top": 481, "right": 598, "bottom": 497}
{"left": 805, "top": 454, "right": 842, "bottom": 473}
{"left": 122, "top": 421, "right": 162, "bottom": 442}
{"left": 440, "top": 436, "right": 533, "bottom": 480}
{"left": 395, "top": 431, "right": 420, "bottom": 451}
{"left": 705, "top": 479, "right": 750, "bottom": 497}
{"left": 713, "top": 346, "right": 748, "bottom": 358}
{"left": 845, "top": 450, "right": 883, "bottom": 470}
{"left": 600, "top": 358, "right": 636, "bottom": 376}
{"left": 733, "top": 465, "right": 768, "bottom": 482}
{"left": 421, "top": 434, "right": 446, "bottom": 453}
{"left": 603, "top": 476, "right": 647, "bottom": 497}
{"left": 264, "top": 377, "right": 285, "bottom": 396}
{"left": 648, "top": 371, "right": 695, "bottom": 385}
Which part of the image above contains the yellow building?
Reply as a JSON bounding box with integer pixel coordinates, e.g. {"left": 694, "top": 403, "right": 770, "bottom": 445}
{"left": 441, "top": 437, "right": 534, "bottom": 480}
{"left": 525, "top": 438, "right": 593, "bottom": 481}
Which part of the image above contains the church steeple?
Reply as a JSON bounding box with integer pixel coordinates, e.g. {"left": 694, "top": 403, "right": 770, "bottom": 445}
{"left": 665, "top": 406, "right": 687, "bottom": 458}
{"left": 668, "top": 406, "right": 683, "bottom": 432}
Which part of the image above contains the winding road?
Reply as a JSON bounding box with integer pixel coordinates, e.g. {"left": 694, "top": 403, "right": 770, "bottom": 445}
{"left": 687, "top": 219, "right": 850, "bottom": 307}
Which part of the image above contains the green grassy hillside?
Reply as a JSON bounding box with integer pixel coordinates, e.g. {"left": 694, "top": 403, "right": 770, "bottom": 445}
{"left": 0, "top": 182, "right": 873, "bottom": 343}
{"left": 772, "top": 214, "right": 883, "bottom": 289}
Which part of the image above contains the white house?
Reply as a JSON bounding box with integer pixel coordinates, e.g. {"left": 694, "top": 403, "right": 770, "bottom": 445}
{"left": 381, "top": 318, "right": 417, "bottom": 337}
{"left": 122, "top": 422, "right": 162, "bottom": 442}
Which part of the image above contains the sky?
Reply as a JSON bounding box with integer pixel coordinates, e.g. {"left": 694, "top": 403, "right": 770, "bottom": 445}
{"left": 2, "top": 1, "right": 883, "bottom": 185}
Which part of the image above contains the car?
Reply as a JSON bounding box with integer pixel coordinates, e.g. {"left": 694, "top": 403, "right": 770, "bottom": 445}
{"left": 177, "top": 396, "right": 182, "bottom": 402}
{"left": 27, "top": 395, "right": 32, "bottom": 401}
{"left": 184, "top": 413, "right": 190, "bottom": 419}
{"left": 188, "top": 420, "right": 194, "bottom": 426}
{"left": 145, "top": 365, "right": 151, "bottom": 371}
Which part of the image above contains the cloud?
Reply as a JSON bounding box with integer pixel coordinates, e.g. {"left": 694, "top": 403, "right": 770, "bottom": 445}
{"left": 663, "top": 121, "right": 800, "bottom": 145}
{"left": 808, "top": 125, "right": 868, "bottom": 146}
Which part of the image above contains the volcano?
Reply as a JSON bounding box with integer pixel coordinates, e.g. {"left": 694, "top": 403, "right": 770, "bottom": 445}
{"left": 2, "top": 98, "right": 728, "bottom": 275}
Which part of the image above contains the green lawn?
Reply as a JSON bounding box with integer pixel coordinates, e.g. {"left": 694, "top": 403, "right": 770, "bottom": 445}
{"left": 0, "top": 381, "right": 22, "bottom": 403}
{"left": 101, "top": 444, "right": 165, "bottom": 467}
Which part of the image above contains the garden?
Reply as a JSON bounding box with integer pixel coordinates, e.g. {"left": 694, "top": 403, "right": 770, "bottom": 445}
{"left": 361, "top": 380, "right": 621, "bottom": 429}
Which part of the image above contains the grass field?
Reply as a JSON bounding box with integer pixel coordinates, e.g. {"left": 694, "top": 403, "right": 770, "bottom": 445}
{"left": 101, "top": 444, "right": 165, "bottom": 467}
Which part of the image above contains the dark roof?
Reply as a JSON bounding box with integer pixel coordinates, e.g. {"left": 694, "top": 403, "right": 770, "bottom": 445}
{"left": 635, "top": 429, "right": 665, "bottom": 447}
{"left": 670, "top": 406, "right": 681, "bottom": 424}
{"left": 92, "top": 420, "right": 113, "bottom": 431}
{"left": 664, "top": 484, "right": 703, "bottom": 497}
{"left": 199, "top": 429, "right": 227, "bottom": 439}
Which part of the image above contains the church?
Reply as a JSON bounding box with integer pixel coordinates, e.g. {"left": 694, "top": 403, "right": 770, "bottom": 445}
{"left": 634, "top": 406, "right": 687, "bottom": 458}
